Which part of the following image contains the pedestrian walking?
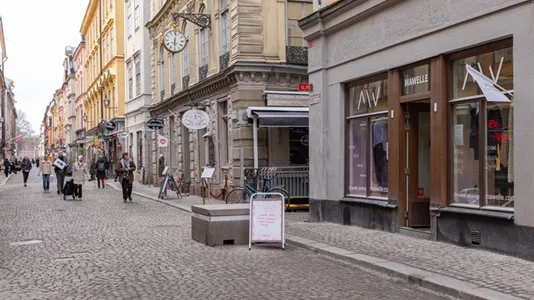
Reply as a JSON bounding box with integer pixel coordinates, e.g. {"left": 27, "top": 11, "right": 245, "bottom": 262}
{"left": 72, "top": 155, "right": 88, "bottom": 200}
{"left": 96, "top": 154, "right": 108, "bottom": 189}
{"left": 117, "top": 152, "right": 136, "bottom": 202}
{"left": 89, "top": 158, "right": 96, "bottom": 181}
{"left": 38, "top": 156, "right": 53, "bottom": 192}
{"left": 36, "top": 157, "right": 40, "bottom": 168}
{"left": 54, "top": 151, "right": 66, "bottom": 194}
{"left": 3, "top": 158, "right": 10, "bottom": 178}
{"left": 10, "top": 158, "right": 17, "bottom": 175}
{"left": 21, "top": 156, "right": 32, "bottom": 187}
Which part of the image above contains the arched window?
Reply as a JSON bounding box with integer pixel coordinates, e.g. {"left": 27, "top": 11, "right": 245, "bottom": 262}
{"left": 182, "top": 22, "right": 190, "bottom": 78}
{"left": 160, "top": 46, "right": 165, "bottom": 98}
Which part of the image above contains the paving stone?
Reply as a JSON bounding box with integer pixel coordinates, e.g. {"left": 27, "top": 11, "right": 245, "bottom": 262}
{"left": 0, "top": 172, "right": 453, "bottom": 299}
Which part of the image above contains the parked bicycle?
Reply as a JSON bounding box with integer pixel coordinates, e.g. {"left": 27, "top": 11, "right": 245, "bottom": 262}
{"left": 225, "top": 168, "right": 291, "bottom": 207}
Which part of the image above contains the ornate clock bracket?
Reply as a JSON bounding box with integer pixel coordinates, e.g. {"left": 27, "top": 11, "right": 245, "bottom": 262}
{"left": 172, "top": 12, "right": 211, "bottom": 29}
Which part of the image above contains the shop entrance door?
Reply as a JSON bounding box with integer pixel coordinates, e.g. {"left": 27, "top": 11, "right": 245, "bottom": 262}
{"left": 403, "top": 102, "right": 431, "bottom": 228}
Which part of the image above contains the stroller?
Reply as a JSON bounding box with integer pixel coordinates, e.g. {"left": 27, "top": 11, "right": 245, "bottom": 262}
{"left": 63, "top": 179, "right": 77, "bottom": 200}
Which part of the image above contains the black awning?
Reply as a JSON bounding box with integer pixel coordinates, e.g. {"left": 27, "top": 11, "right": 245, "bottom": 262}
{"left": 252, "top": 111, "right": 309, "bottom": 127}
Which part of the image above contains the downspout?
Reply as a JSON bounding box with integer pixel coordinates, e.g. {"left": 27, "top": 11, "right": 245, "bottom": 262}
{"left": 1, "top": 55, "right": 7, "bottom": 161}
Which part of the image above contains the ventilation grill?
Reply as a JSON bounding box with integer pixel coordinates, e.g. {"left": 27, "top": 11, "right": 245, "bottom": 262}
{"left": 471, "top": 230, "right": 481, "bottom": 245}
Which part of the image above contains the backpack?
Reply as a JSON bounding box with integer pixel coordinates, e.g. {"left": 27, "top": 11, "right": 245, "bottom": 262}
{"left": 97, "top": 161, "right": 106, "bottom": 171}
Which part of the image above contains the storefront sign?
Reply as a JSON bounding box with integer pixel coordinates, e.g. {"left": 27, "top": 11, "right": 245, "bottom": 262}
{"left": 402, "top": 64, "right": 430, "bottom": 95}
{"left": 147, "top": 118, "right": 165, "bottom": 130}
{"left": 309, "top": 92, "right": 321, "bottom": 105}
{"left": 158, "top": 135, "right": 168, "bottom": 147}
{"left": 298, "top": 83, "right": 313, "bottom": 92}
{"left": 182, "top": 110, "right": 209, "bottom": 130}
{"left": 249, "top": 192, "right": 285, "bottom": 250}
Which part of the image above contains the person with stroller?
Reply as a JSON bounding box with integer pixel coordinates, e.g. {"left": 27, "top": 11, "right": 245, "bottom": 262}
{"left": 21, "top": 156, "right": 32, "bottom": 187}
{"left": 54, "top": 151, "right": 67, "bottom": 194}
{"left": 72, "top": 155, "right": 88, "bottom": 200}
{"left": 38, "top": 155, "right": 53, "bottom": 192}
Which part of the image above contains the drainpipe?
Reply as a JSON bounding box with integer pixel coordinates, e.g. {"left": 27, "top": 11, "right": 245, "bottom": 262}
{"left": 1, "top": 55, "right": 7, "bottom": 161}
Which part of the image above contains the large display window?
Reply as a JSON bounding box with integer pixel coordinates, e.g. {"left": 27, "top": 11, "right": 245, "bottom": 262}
{"left": 450, "top": 46, "right": 514, "bottom": 209}
{"left": 346, "top": 78, "right": 389, "bottom": 198}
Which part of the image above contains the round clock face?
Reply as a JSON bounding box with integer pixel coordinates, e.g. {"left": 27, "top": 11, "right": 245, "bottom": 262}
{"left": 163, "top": 30, "right": 187, "bottom": 53}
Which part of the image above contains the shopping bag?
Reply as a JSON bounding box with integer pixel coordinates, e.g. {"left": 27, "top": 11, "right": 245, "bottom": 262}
{"left": 50, "top": 174, "right": 55, "bottom": 182}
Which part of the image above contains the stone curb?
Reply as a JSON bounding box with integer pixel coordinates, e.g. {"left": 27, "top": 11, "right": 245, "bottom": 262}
{"left": 285, "top": 234, "right": 524, "bottom": 300}
{"left": 105, "top": 183, "right": 524, "bottom": 300}
{"left": 106, "top": 182, "right": 192, "bottom": 213}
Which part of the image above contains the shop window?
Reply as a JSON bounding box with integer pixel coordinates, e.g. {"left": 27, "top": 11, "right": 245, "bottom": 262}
{"left": 450, "top": 46, "right": 514, "bottom": 209}
{"left": 289, "top": 128, "right": 309, "bottom": 165}
{"left": 346, "top": 78, "right": 389, "bottom": 198}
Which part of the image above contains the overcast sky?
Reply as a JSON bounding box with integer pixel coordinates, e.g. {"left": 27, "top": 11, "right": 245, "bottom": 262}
{"left": 1, "top": 0, "right": 89, "bottom": 133}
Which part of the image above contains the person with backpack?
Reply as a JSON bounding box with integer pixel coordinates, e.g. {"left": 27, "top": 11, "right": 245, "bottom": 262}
{"left": 21, "top": 156, "right": 32, "bottom": 187}
{"left": 38, "top": 155, "right": 53, "bottom": 192}
{"left": 3, "top": 157, "right": 10, "bottom": 178}
{"left": 96, "top": 154, "right": 108, "bottom": 188}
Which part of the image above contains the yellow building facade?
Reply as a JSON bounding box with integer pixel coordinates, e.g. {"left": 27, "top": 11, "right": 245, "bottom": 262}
{"left": 80, "top": 0, "right": 126, "bottom": 159}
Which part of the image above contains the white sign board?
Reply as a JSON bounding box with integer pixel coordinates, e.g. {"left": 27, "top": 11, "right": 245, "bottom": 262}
{"left": 182, "top": 109, "right": 210, "bottom": 130}
{"left": 201, "top": 167, "right": 215, "bottom": 179}
{"left": 309, "top": 92, "right": 321, "bottom": 105}
{"left": 249, "top": 193, "right": 285, "bottom": 250}
{"left": 158, "top": 135, "right": 168, "bottom": 147}
{"left": 53, "top": 158, "right": 67, "bottom": 170}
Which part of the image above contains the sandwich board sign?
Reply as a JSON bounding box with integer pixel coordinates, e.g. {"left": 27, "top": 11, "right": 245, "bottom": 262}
{"left": 53, "top": 158, "right": 67, "bottom": 170}
{"left": 249, "top": 192, "right": 285, "bottom": 250}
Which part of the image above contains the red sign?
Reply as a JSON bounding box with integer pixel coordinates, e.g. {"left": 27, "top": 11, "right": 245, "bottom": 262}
{"left": 298, "top": 83, "right": 313, "bottom": 92}
{"left": 418, "top": 188, "right": 424, "bottom": 197}
{"left": 307, "top": 41, "right": 313, "bottom": 48}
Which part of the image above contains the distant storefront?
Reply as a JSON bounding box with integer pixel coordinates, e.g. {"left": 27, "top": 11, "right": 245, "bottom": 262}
{"left": 300, "top": 0, "right": 533, "bottom": 260}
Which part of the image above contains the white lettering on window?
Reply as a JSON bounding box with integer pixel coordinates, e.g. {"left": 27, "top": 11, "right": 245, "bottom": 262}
{"left": 357, "top": 86, "right": 381, "bottom": 110}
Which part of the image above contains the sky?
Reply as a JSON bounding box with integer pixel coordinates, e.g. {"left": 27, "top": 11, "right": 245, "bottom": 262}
{"left": 1, "top": 0, "right": 89, "bottom": 134}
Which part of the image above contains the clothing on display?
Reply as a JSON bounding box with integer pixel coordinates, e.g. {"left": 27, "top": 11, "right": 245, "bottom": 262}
{"left": 371, "top": 119, "right": 388, "bottom": 189}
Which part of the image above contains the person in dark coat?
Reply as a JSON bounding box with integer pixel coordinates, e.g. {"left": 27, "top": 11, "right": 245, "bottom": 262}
{"left": 54, "top": 152, "right": 66, "bottom": 194}
{"left": 3, "top": 158, "right": 10, "bottom": 177}
{"left": 21, "top": 157, "right": 32, "bottom": 187}
{"left": 117, "top": 152, "right": 136, "bottom": 202}
{"left": 95, "top": 154, "right": 108, "bottom": 189}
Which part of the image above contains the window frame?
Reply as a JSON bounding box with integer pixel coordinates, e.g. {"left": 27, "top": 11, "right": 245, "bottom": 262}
{"left": 182, "top": 22, "right": 190, "bottom": 76}
{"left": 344, "top": 74, "right": 389, "bottom": 200}
{"left": 134, "top": 0, "right": 140, "bottom": 30}
{"left": 219, "top": 0, "right": 230, "bottom": 55}
{"left": 447, "top": 39, "right": 514, "bottom": 211}
{"left": 159, "top": 46, "right": 166, "bottom": 94}
{"left": 127, "top": 1, "right": 132, "bottom": 38}
{"left": 286, "top": 0, "right": 311, "bottom": 47}
{"left": 135, "top": 56, "right": 141, "bottom": 96}
{"left": 199, "top": 6, "right": 209, "bottom": 67}
{"left": 127, "top": 62, "right": 133, "bottom": 100}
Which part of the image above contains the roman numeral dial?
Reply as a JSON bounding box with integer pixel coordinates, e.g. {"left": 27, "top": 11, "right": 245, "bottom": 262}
{"left": 163, "top": 30, "right": 187, "bottom": 53}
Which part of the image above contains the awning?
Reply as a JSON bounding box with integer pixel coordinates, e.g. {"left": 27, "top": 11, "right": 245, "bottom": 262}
{"left": 247, "top": 107, "right": 309, "bottom": 128}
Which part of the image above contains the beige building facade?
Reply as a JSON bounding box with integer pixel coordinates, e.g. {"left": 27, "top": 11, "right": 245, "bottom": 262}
{"left": 145, "top": 0, "right": 312, "bottom": 195}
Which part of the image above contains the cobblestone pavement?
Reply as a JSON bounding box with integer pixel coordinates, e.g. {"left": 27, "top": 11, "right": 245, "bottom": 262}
{"left": 286, "top": 215, "right": 534, "bottom": 299}
{"left": 0, "top": 172, "right": 454, "bottom": 300}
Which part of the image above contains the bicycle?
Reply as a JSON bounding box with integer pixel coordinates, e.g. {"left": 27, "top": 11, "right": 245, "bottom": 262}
{"left": 165, "top": 173, "right": 183, "bottom": 199}
{"left": 225, "top": 168, "right": 291, "bottom": 208}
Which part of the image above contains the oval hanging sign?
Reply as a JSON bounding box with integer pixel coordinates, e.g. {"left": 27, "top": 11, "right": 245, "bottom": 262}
{"left": 182, "top": 110, "right": 209, "bottom": 130}
{"left": 104, "top": 120, "right": 117, "bottom": 131}
{"left": 147, "top": 118, "right": 165, "bottom": 130}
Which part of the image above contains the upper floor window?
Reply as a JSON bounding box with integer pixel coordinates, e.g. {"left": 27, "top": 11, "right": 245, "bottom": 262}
{"left": 134, "top": 0, "right": 140, "bottom": 30}
{"left": 182, "top": 22, "right": 190, "bottom": 77}
{"left": 127, "top": 62, "right": 133, "bottom": 100}
{"left": 110, "top": 28, "right": 114, "bottom": 56}
{"left": 199, "top": 7, "right": 209, "bottom": 67}
{"left": 127, "top": 1, "right": 133, "bottom": 37}
{"left": 170, "top": 54, "right": 176, "bottom": 92}
{"left": 287, "top": 1, "right": 312, "bottom": 47}
{"left": 220, "top": 0, "right": 230, "bottom": 55}
{"left": 160, "top": 46, "right": 165, "bottom": 93}
{"left": 135, "top": 56, "right": 141, "bottom": 96}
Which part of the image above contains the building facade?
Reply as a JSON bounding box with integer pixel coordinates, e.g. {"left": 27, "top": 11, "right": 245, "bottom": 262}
{"left": 81, "top": 0, "right": 126, "bottom": 164}
{"left": 145, "top": 0, "right": 311, "bottom": 195}
{"left": 124, "top": 0, "right": 152, "bottom": 183}
{"left": 62, "top": 46, "right": 77, "bottom": 162}
{"left": 73, "top": 38, "right": 88, "bottom": 161}
{"left": 0, "top": 15, "right": 7, "bottom": 160}
{"left": 300, "top": 0, "right": 534, "bottom": 260}
{"left": 4, "top": 78, "right": 16, "bottom": 158}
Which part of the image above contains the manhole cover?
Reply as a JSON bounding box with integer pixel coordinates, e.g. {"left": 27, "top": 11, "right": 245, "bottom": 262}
{"left": 9, "top": 239, "right": 44, "bottom": 246}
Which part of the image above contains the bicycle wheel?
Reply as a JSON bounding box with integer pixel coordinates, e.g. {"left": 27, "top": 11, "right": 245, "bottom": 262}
{"left": 267, "top": 187, "right": 291, "bottom": 209}
{"left": 225, "top": 188, "right": 251, "bottom": 204}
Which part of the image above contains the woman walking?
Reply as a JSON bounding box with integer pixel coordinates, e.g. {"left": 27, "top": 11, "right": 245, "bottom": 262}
{"left": 38, "top": 156, "right": 53, "bottom": 192}
{"left": 96, "top": 154, "right": 108, "bottom": 189}
{"left": 117, "top": 153, "right": 136, "bottom": 202}
{"left": 21, "top": 157, "right": 32, "bottom": 187}
{"left": 89, "top": 158, "right": 96, "bottom": 181}
{"left": 72, "top": 155, "right": 88, "bottom": 200}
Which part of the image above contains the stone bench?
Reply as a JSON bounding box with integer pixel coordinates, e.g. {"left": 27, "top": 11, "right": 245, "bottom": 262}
{"left": 191, "top": 204, "right": 249, "bottom": 246}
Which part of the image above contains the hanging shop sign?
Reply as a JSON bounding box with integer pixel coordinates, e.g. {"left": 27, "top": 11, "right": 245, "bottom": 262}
{"left": 158, "top": 135, "right": 169, "bottom": 148}
{"left": 104, "top": 120, "right": 117, "bottom": 131}
{"left": 182, "top": 109, "right": 209, "bottom": 130}
{"left": 147, "top": 118, "right": 165, "bottom": 130}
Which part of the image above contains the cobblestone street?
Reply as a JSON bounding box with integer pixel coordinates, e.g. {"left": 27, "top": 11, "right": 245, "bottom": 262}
{"left": 0, "top": 172, "right": 453, "bottom": 300}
